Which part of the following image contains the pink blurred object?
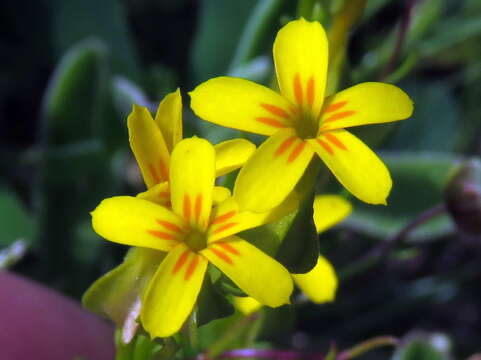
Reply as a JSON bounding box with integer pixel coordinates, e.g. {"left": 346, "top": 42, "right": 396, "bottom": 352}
{"left": 0, "top": 271, "right": 115, "bottom": 360}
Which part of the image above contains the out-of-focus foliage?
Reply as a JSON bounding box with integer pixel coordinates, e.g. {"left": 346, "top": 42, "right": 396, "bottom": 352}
{"left": 1, "top": 0, "right": 481, "bottom": 358}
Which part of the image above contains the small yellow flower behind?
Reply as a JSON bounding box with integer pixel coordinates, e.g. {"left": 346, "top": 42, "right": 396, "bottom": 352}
{"left": 190, "top": 18, "right": 413, "bottom": 213}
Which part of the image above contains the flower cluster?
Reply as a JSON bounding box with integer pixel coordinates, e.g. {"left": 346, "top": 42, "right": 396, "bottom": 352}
{"left": 83, "top": 18, "right": 413, "bottom": 341}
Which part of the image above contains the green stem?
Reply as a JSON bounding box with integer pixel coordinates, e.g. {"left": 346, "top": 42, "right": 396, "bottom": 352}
{"left": 336, "top": 336, "right": 400, "bottom": 360}
{"left": 228, "top": 0, "right": 285, "bottom": 71}
{"left": 181, "top": 309, "right": 198, "bottom": 352}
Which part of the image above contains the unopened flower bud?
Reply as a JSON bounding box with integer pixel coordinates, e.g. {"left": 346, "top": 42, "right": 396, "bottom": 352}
{"left": 444, "top": 159, "right": 481, "bottom": 235}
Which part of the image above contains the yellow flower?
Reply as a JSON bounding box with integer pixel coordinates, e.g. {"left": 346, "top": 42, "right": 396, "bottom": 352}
{"left": 91, "top": 137, "right": 294, "bottom": 338}
{"left": 234, "top": 194, "right": 352, "bottom": 315}
{"left": 190, "top": 18, "right": 413, "bottom": 212}
{"left": 83, "top": 89, "right": 256, "bottom": 342}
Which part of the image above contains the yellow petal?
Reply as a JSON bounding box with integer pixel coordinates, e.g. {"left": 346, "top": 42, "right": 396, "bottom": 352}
{"left": 313, "top": 194, "right": 352, "bottom": 233}
{"left": 207, "top": 195, "right": 298, "bottom": 243}
{"left": 273, "top": 18, "right": 328, "bottom": 118}
{"left": 190, "top": 77, "right": 294, "bottom": 136}
{"left": 214, "top": 139, "right": 256, "bottom": 177}
{"left": 170, "top": 137, "right": 215, "bottom": 230}
{"left": 91, "top": 196, "right": 187, "bottom": 251}
{"left": 141, "top": 243, "right": 207, "bottom": 338}
{"left": 128, "top": 105, "right": 171, "bottom": 188}
{"left": 201, "top": 236, "right": 293, "bottom": 307}
{"left": 137, "top": 181, "right": 170, "bottom": 207}
{"left": 212, "top": 186, "right": 231, "bottom": 205}
{"left": 292, "top": 255, "right": 338, "bottom": 304}
{"left": 234, "top": 128, "right": 314, "bottom": 212}
{"left": 154, "top": 88, "right": 183, "bottom": 152}
{"left": 232, "top": 296, "right": 262, "bottom": 315}
{"left": 308, "top": 129, "right": 392, "bottom": 205}
{"left": 318, "top": 82, "right": 414, "bottom": 132}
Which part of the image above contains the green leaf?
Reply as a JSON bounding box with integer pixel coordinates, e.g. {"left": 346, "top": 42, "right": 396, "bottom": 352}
{"left": 394, "top": 341, "right": 445, "bottom": 360}
{"left": 275, "top": 192, "right": 319, "bottom": 274}
{"left": 197, "top": 273, "right": 235, "bottom": 327}
{"left": 345, "top": 152, "right": 458, "bottom": 242}
{"left": 42, "top": 39, "right": 109, "bottom": 144}
{"left": 0, "top": 186, "right": 36, "bottom": 247}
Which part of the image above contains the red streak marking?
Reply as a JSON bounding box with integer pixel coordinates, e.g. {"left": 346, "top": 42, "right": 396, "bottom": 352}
{"left": 316, "top": 139, "right": 334, "bottom": 155}
{"left": 293, "top": 73, "right": 303, "bottom": 105}
{"left": 183, "top": 194, "right": 191, "bottom": 222}
{"left": 287, "top": 141, "right": 307, "bottom": 163}
{"left": 213, "top": 222, "right": 238, "bottom": 235}
{"left": 210, "top": 248, "right": 233, "bottom": 265}
{"left": 156, "top": 220, "right": 183, "bottom": 234}
{"left": 147, "top": 230, "right": 177, "bottom": 241}
{"left": 149, "top": 164, "right": 160, "bottom": 184}
{"left": 194, "top": 194, "right": 203, "bottom": 224}
{"left": 184, "top": 256, "right": 199, "bottom": 281}
{"left": 261, "top": 103, "right": 290, "bottom": 119}
{"left": 212, "top": 211, "right": 236, "bottom": 225}
{"left": 274, "top": 136, "right": 297, "bottom": 157}
{"left": 324, "top": 101, "right": 347, "bottom": 113}
{"left": 158, "top": 191, "right": 169, "bottom": 198}
{"left": 307, "top": 76, "right": 315, "bottom": 106}
{"left": 159, "top": 161, "right": 169, "bottom": 181}
{"left": 324, "top": 133, "right": 347, "bottom": 151}
{"left": 256, "top": 117, "right": 287, "bottom": 129}
{"left": 324, "top": 110, "right": 356, "bottom": 123}
{"left": 172, "top": 250, "right": 190, "bottom": 274}
{"left": 218, "top": 242, "right": 240, "bottom": 256}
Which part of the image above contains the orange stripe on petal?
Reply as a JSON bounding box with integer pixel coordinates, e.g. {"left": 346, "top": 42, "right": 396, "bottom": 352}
{"left": 158, "top": 191, "right": 169, "bottom": 198}
{"left": 183, "top": 194, "right": 191, "bottom": 222}
{"left": 149, "top": 164, "right": 160, "bottom": 184}
{"left": 213, "top": 222, "right": 238, "bottom": 235}
{"left": 256, "top": 117, "right": 287, "bottom": 129}
{"left": 307, "top": 76, "right": 315, "bottom": 106}
{"left": 293, "top": 73, "right": 303, "bottom": 105}
{"left": 261, "top": 103, "right": 290, "bottom": 119}
{"left": 184, "top": 256, "right": 199, "bottom": 281}
{"left": 156, "top": 220, "right": 183, "bottom": 234}
{"left": 316, "top": 139, "right": 334, "bottom": 155}
{"left": 324, "top": 133, "right": 348, "bottom": 151}
{"left": 210, "top": 247, "right": 233, "bottom": 265}
{"left": 287, "top": 141, "right": 307, "bottom": 163}
{"left": 172, "top": 250, "right": 190, "bottom": 274}
{"left": 159, "top": 161, "right": 169, "bottom": 181}
{"left": 194, "top": 194, "right": 202, "bottom": 224}
{"left": 274, "top": 136, "right": 297, "bottom": 157}
{"left": 218, "top": 242, "right": 240, "bottom": 256}
{"left": 324, "top": 101, "right": 347, "bottom": 114}
{"left": 211, "top": 211, "right": 236, "bottom": 225}
{"left": 324, "top": 110, "right": 356, "bottom": 123}
{"left": 147, "top": 230, "right": 178, "bottom": 241}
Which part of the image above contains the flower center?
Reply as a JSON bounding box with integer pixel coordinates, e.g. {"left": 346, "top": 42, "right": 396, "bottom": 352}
{"left": 184, "top": 228, "right": 207, "bottom": 252}
{"left": 292, "top": 108, "right": 319, "bottom": 140}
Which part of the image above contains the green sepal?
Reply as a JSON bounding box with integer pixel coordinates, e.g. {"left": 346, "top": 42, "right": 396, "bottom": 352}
{"left": 197, "top": 269, "right": 235, "bottom": 327}
{"left": 275, "top": 192, "right": 319, "bottom": 274}
{"left": 82, "top": 247, "right": 164, "bottom": 328}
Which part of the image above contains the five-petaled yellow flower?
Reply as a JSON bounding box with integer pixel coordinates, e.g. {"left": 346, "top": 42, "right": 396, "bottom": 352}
{"left": 91, "top": 137, "right": 293, "bottom": 338}
{"left": 190, "top": 18, "right": 414, "bottom": 212}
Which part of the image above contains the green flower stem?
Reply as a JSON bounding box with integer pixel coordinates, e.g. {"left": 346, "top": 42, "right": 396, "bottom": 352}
{"left": 336, "top": 336, "right": 400, "bottom": 360}
{"left": 228, "top": 0, "right": 286, "bottom": 72}
{"left": 180, "top": 308, "right": 199, "bottom": 352}
{"left": 206, "top": 312, "right": 262, "bottom": 358}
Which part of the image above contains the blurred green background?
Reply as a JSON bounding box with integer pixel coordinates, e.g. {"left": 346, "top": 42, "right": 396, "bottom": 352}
{"left": 1, "top": 0, "right": 481, "bottom": 358}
